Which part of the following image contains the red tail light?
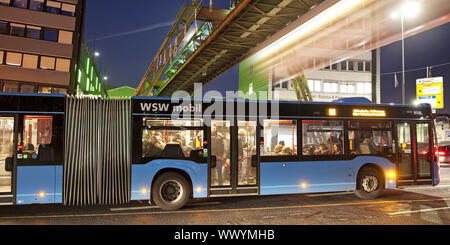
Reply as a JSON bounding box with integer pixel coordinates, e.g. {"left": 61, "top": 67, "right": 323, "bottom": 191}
{"left": 438, "top": 151, "right": 446, "bottom": 156}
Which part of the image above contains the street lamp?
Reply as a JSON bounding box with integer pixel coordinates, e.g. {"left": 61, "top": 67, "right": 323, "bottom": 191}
{"left": 103, "top": 76, "right": 108, "bottom": 81}
{"left": 391, "top": 1, "right": 420, "bottom": 104}
{"left": 94, "top": 51, "right": 100, "bottom": 57}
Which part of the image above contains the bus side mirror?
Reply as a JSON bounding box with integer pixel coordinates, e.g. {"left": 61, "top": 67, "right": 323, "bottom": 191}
{"left": 211, "top": 156, "right": 217, "bottom": 168}
{"left": 5, "top": 157, "right": 13, "bottom": 172}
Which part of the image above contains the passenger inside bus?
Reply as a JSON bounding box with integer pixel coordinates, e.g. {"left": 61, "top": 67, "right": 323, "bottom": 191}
{"left": 333, "top": 143, "right": 343, "bottom": 155}
{"left": 274, "top": 141, "right": 285, "bottom": 154}
{"left": 146, "top": 132, "right": 166, "bottom": 157}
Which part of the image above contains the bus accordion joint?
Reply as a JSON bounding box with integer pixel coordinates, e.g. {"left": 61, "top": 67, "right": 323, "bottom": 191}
{"left": 352, "top": 109, "right": 386, "bottom": 117}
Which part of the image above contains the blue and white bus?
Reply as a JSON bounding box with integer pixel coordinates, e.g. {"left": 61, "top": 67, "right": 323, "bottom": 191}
{"left": 0, "top": 93, "right": 440, "bottom": 210}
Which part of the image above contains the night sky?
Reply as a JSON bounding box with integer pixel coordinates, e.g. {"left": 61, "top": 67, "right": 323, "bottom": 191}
{"left": 83, "top": 1, "right": 449, "bottom": 113}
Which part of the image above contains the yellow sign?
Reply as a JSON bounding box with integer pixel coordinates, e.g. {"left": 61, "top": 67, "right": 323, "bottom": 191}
{"left": 416, "top": 77, "right": 444, "bottom": 109}
{"left": 353, "top": 109, "right": 386, "bottom": 117}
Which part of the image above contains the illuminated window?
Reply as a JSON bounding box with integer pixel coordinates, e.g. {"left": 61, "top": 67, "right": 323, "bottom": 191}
{"left": 22, "top": 54, "right": 38, "bottom": 69}
{"left": 364, "top": 83, "right": 372, "bottom": 94}
{"left": 6, "top": 52, "right": 22, "bottom": 66}
{"left": 38, "top": 86, "right": 52, "bottom": 94}
{"left": 58, "top": 30, "right": 72, "bottom": 44}
{"left": 0, "top": 0, "right": 10, "bottom": 6}
{"left": 348, "top": 121, "right": 393, "bottom": 155}
{"left": 356, "top": 83, "right": 364, "bottom": 94}
{"left": 302, "top": 120, "right": 343, "bottom": 155}
{"left": 307, "top": 80, "right": 314, "bottom": 91}
{"left": 340, "top": 84, "right": 347, "bottom": 93}
{"left": 40, "top": 56, "right": 56, "bottom": 70}
{"left": 142, "top": 119, "right": 204, "bottom": 158}
{"left": 61, "top": 3, "right": 76, "bottom": 16}
{"left": 262, "top": 120, "right": 297, "bottom": 156}
{"left": 55, "top": 58, "right": 70, "bottom": 72}
{"left": 324, "top": 82, "right": 337, "bottom": 93}
{"left": 0, "top": 51, "right": 3, "bottom": 64}
{"left": 347, "top": 84, "right": 355, "bottom": 94}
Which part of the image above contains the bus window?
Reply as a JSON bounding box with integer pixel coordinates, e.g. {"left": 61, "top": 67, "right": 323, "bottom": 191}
{"left": 262, "top": 120, "right": 297, "bottom": 156}
{"left": 21, "top": 116, "right": 54, "bottom": 161}
{"left": 349, "top": 121, "right": 393, "bottom": 155}
{"left": 416, "top": 123, "right": 431, "bottom": 178}
{"left": 302, "top": 120, "right": 343, "bottom": 155}
{"left": 141, "top": 119, "right": 204, "bottom": 158}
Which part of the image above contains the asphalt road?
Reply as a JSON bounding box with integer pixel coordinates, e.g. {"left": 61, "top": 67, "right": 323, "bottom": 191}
{"left": 0, "top": 165, "right": 449, "bottom": 225}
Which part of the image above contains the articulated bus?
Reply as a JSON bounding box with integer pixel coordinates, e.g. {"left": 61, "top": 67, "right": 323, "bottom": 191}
{"left": 0, "top": 93, "right": 440, "bottom": 210}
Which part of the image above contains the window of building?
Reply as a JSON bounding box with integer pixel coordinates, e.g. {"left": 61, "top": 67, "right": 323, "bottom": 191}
{"left": 12, "top": 0, "right": 27, "bottom": 8}
{"left": 340, "top": 84, "right": 347, "bottom": 93}
{"left": 55, "top": 58, "right": 70, "bottom": 72}
{"left": 46, "top": 1, "right": 61, "bottom": 14}
{"left": 61, "top": 3, "right": 76, "bottom": 16}
{"left": 347, "top": 84, "right": 355, "bottom": 94}
{"left": 324, "top": 81, "right": 338, "bottom": 93}
{"left": 58, "top": 30, "right": 72, "bottom": 44}
{"left": 302, "top": 120, "right": 344, "bottom": 155}
{"left": 356, "top": 82, "right": 364, "bottom": 94}
{"left": 365, "top": 61, "right": 371, "bottom": 72}
{"left": 262, "top": 120, "right": 297, "bottom": 156}
{"left": 0, "top": 0, "right": 10, "bottom": 6}
{"left": 22, "top": 54, "right": 38, "bottom": 69}
{"left": 40, "top": 56, "right": 55, "bottom": 70}
{"left": 0, "top": 21, "right": 7, "bottom": 34}
{"left": 0, "top": 51, "right": 3, "bottom": 64}
{"left": 348, "top": 60, "right": 354, "bottom": 71}
{"left": 6, "top": 52, "right": 22, "bottom": 66}
{"left": 341, "top": 61, "right": 347, "bottom": 71}
{"left": 141, "top": 119, "right": 204, "bottom": 158}
{"left": 2, "top": 82, "right": 19, "bottom": 92}
{"left": 43, "top": 28, "right": 58, "bottom": 42}
{"left": 10, "top": 23, "right": 25, "bottom": 37}
{"left": 364, "top": 83, "right": 372, "bottom": 94}
{"left": 348, "top": 121, "right": 393, "bottom": 155}
{"left": 331, "top": 63, "right": 338, "bottom": 70}
{"left": 38, "top": 86, "right": 52, "bottom": 93}
{"left": 26, "top": 25, "right": 41, "bottom": 39}
{"left": 29, "top": 0, "right": 43, "bottom": 10}
{"left": 52, "top": 87, "right": 66, "bottom": 94}
{"left": 357, "top": 61, "right": 364, "bottom": 71}
{"left": 20, "top": 84, "right": 35, "bottom": 93}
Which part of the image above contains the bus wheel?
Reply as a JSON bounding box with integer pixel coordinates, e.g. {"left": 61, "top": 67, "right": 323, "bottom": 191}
{"left": 153, "top": 172, "right": 191, "bottom": 210}
{"left": 355, "top": 167, "right": 384, "bottom": 200}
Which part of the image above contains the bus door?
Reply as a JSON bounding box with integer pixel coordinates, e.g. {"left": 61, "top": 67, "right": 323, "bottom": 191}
{"left": 208, "top": 119, "right": 259, "bottom": 196}
{"left": 396, "top": 122, "right": 433, "bottom": 185}
{"left": 0, "top": 115, "right": 16, "bottom": 204}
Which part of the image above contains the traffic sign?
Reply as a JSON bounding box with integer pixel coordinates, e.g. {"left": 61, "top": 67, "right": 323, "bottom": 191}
{"left": 416, "top": 77, "right": 444, "bottom": 109}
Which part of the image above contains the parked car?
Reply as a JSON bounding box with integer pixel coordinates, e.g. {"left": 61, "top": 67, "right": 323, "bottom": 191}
{"left": 438, "top": 142, "right": 450, "bottom": 164}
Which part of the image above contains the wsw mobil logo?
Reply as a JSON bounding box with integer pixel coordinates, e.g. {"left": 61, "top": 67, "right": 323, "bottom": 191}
{"left": 139, "top": 102, "right": 202, "bottom": 113}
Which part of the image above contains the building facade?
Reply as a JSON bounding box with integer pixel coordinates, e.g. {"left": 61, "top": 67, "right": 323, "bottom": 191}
{"left": 239, "top": 51, "right": 380, "bottom": 103}
{"left": 0, "top": 0, "right": 90, "bottom": 95}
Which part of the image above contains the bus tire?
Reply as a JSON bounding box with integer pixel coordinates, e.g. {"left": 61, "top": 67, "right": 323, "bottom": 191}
{"left": 152, "top": 172, "right": 191, "bottom": 210}
{"left": 355, "top": 166, "right": 384, "bottom": 200}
